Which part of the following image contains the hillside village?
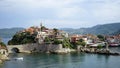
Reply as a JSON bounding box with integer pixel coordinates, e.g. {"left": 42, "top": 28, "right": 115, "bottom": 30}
{"left": 0, "top": 23, "right": 120, "bottom": 63}
{"left": 7, "top": 23, "right": 120, "bottom": 48}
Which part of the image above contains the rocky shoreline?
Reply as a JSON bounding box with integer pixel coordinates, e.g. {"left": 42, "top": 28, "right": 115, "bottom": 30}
{"left": 0, "top": 54, "right": 9, "bottom": 64}
{"left": 77, "top": 47, "right": 120, "bottom": 56}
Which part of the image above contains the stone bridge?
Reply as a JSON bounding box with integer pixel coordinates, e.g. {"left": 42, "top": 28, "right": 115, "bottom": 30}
{"left": 6, "top": 43, "right": 63, "bottom": 53}
{"left": 6, "top": 45, "right": 28, "bottom": 53}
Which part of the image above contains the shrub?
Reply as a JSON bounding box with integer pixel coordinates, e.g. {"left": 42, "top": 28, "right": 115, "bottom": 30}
{"left": 97, "top": 44, "right": 103, "bottom": 49}
{"left": 53, "top": 39, "right": 62, "bottom": 44}
{"left": 0, "top": 42, "right": 6, "bottom": 46}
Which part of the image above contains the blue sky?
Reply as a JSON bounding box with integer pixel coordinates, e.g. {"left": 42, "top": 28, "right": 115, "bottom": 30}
{"left": 0, "top": 0, "right": 120, "bottom": 29}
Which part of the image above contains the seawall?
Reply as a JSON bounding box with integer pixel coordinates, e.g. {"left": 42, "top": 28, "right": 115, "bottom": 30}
{"left": 7, "top": 43, "right": 72, "bottom": 53}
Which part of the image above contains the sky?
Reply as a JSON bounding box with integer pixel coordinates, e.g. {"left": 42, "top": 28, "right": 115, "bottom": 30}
{"left": 0, "top": 0, "right": 120, "bottom": 29}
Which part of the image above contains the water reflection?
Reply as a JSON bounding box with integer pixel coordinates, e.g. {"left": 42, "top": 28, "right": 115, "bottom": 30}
{"left": 2, "top": 52, "right": 120, "bottom": 68}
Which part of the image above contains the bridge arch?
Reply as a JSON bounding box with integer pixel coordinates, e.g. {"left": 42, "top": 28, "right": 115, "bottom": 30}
{"left": 11, "top": 47, "right": 20, "bottom": 53}
{"left": 6, "top": 45, "right": 24, "bottom": 53}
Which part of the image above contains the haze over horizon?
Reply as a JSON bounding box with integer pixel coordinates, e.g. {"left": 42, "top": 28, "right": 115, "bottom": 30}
{"left": 0, "top": 0, "right": 120, "bottom": 29}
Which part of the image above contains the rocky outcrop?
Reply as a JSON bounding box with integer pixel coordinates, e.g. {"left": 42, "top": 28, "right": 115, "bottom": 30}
{"left": 77, "top": 46, "right": 120, "bottom": 56}
{"left": 0, "top": 54, "right": 9, "bottom": 60}
{"left": 8, "top": 43, "right": 75, "bottom": 54}
{"left": 0, "top": 59, "right": 2, "bottom": 64}
{"left": 0, "top": 54, "right": 9, "bottom": 64}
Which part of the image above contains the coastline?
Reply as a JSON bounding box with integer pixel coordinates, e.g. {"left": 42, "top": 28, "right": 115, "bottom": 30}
{"left": 0, "top": 54, "right": 9, "bottom": 64}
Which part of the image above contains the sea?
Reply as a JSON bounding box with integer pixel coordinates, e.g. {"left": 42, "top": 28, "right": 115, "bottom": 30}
{"left": 0, "top": 38, "right": 120, "bottom": 68}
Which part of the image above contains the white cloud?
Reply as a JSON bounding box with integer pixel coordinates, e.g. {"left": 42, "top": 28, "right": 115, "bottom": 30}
{"left": 26, "top": 19, "right": 90, "bottom": 28}
{"left": 92, "top": 2, "right": 120, "bottom": 21}
{"left": 0, "top": 0, "right": 120, "bottom": 28}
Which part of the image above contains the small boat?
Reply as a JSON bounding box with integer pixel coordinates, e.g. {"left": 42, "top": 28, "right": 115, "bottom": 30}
{"left": 109, "top": 43, "right": 119, "bottom": 47}
{"left": 13, "top": 57, "right": 23, "bottom": 61}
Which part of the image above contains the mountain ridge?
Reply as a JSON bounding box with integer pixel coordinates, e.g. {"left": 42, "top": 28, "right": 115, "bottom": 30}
{"left": 61, "top": 23, "right": 120, "bottom": 35}
{"left": 0, "top": 23, "right": 120, "bottom": 38}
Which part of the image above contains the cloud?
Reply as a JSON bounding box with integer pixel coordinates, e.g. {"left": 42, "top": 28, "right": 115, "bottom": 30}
{"left": 92, "top": 1, "right": 120, "bottom": 21}
{"left": 25, "top": 18, "right": 91, "bottom": 28}
{"left": 0, "top": 0, "right": 120, "bottom": 28}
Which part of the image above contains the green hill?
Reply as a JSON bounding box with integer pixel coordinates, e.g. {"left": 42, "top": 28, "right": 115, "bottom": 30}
{"left": 61, "top": 23, "right": 120, "bottom": 35}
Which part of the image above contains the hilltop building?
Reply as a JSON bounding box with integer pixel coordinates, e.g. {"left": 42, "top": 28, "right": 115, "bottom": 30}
{"left": 36, "top": 23, "right": 69, "bottom": 44}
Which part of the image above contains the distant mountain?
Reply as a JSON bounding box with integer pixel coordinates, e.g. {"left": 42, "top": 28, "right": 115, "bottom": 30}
{"left": 112, "top": 29, "right": 120, "bottom": 35}
{"left": 61, "top": 23, "right": 120, "bottom": 35}
{"left": 0, "top": 28, "right": 24, "bottom": 38}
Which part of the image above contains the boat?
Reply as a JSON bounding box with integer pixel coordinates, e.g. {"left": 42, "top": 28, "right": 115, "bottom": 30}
{"left": 13, "top": 57, "right": 23, "bottom": 61}
{"left": 109, "top": 43, "right": 119, "bottom": 47}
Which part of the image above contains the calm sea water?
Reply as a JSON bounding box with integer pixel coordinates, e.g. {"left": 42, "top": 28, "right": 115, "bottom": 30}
{"left": 1, "top": 38, "right": 120, "bottom": 68}
{"left": 1, "top": 38, "right": 11, "bottom": 45}
{"left": 0, "top": 52, "right": 120, "bottom": 68}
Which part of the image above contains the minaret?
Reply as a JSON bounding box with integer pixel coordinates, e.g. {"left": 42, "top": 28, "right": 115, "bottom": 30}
{"left": 40, "top": 22, "right": 42, "bottom": 28}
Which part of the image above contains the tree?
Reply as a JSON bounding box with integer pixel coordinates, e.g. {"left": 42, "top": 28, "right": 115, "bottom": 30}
{"left": 0, "top": 42, "right": 6, "bottom": 47}
{"left": 97, "top": 35, "right": 105, "bottom": 41}
{"left": 41, "top": 26, "right": 46, "bottom": 31}
{"left": 79, "top": 39, "right": 84, "bottom": 42}
{"left": 53, "top": 39, "right": 62, "bottom": 44}
{"left": 8, "top": 32, "right": 37, "bottom": 45}
{"left": 76, "top": 41, "right": 86, "bottom": 46}
{"left": 75, "top": 39, "right": 86, "bottom": 47}
{"left": 44, "top": 37, "right": 51, "bottom": 44}
{"left": 97, "top": 44, "right": 103, "bottom": 49}
{"left": 53, "top": 28, "right": 58, "bottom": 37}
{"left": 62, "top": 38, "right": 73, "bottom": 48}
{"left": 0, "top": 42, "right": 7, "bottom": 49}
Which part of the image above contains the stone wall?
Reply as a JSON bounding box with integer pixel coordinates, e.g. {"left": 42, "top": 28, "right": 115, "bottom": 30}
{"left": 23, "top": 43, "right": 63, "bottom": 53}
{"left": 7, "top": 45, "right": 25, "bottom": 53}
{"left": 7, "top": 43, "right": 70, "bottom": 53}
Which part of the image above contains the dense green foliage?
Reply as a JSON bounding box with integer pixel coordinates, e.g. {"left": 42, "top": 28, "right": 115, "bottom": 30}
{"left": 76, "top": 39, "right": 86, "bottom": 46}
{"left": 62, "top": 38, "right": 73, "bottom": 48}
{"left": 8, "top": 32, "right": 37, "bottom": 45}
{"left": 44, "top": 37, "right": 73, "bottom": 48}
{"left": 44, "top": 37, "right": 51, "bottom": 44}
{"left": 97, "top": 35, "right": 105, "bottom": 41}
{"left": 97, "top": 44, "right": 103, "bottom": 49}
{"left": 0, "top": 42, "right": 6, "bottom": 46}
{"left": 44, "top": 37, "right": 62, "bottom": 44}
{"left": 76, "top": 41, "right": 86, "bottom": 46}
{"left": 53, "top": 39, "right": 62, "bottom": 44}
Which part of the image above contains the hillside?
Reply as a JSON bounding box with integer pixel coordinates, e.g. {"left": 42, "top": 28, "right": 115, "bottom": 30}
{"left": 0, "top": 23, "right": 120, "bottom": 38}
{"left": 112, "top": 29, "right": 120, "bottom": 35}
{"left": 61, "top": 23, "right": 120, "bottom": 35}
{"left": 0, "top": 28, "right": 24, "bottom": 38}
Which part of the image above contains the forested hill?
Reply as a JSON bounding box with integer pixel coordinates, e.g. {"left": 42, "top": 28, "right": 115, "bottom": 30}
{"left": 61, "top": 23, "right": 120, "bottom": 35}
{"left": 0, "top": 23, "right": 120, "bottom": 38}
